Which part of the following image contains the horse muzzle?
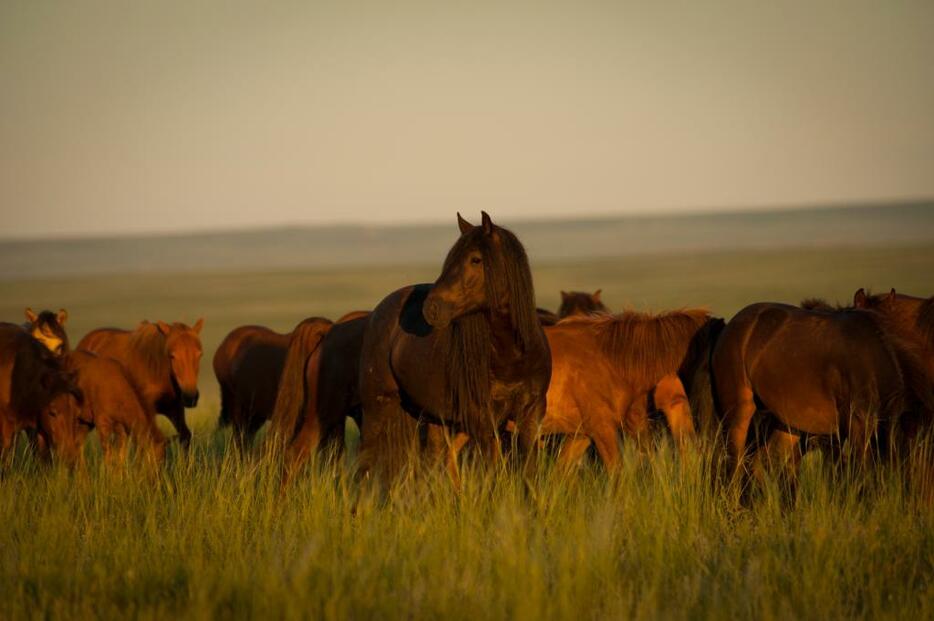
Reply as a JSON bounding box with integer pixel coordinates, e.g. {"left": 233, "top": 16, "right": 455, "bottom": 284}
{"left": 423, "top": 296, "right": 452, "bottom": 328}
{"left": 182, "top": 390, "right": 200, "bottom": 408}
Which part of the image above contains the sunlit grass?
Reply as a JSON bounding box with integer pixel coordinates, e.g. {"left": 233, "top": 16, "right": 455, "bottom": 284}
{"left": 2, "top": 415, "right": 933, "bottom": 620}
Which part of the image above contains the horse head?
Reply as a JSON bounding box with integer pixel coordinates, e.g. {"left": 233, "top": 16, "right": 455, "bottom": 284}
{"left": 157, "top": 319, "right": 204, "bottom": 408}
{"left": 24, "top": 308, "right": 69, "bottom": 356}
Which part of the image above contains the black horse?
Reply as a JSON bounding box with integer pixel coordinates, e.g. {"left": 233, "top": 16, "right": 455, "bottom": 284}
{"left": 357, "top": 212, "right": 551, "bottom": 484}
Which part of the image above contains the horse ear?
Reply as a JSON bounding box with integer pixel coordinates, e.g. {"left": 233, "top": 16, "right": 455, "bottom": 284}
{"left": 592, "top": 289, "right": 602, "bottom": 303}
{"left": 56, "top": 309, "right": 68, "bottom": 325}
{"left": 192, "top": 318, "right": 204, "bottom": 334}
{"left": 853, "top": 288, "right": 867, "bottom": 307}
{"left": 887, "top": 288, "right": 897, "bottom": 302}
{"left": 560, "top": 291, "right": 569, "bottom": 301}
{"left": 25, "top": 308, "right": 37, "bottom": 324}
{"left": 481, "top": 211, "right": 494, "bottom": 235}
{"left": 457, "top": 212, "right": 473, "bottom": 235}
{"left": 156, "top": 321, "right": 172, "bottom": 336}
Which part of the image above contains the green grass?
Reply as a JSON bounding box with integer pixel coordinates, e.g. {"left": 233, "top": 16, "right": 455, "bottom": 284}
{"left": 2, "top": 244, "right": 934, "bottom": 619}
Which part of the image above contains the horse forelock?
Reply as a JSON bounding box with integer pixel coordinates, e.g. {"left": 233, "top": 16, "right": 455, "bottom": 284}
{"left": 129, "top": 322, "right": 171, "bottom": 378}
{"left": 568, "top": 308, "right": 711, "bottom": 388}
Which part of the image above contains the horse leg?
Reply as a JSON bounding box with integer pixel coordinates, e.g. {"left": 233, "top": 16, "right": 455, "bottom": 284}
{"left": 720, "top": 386, "right": 757, "bottom": 486}
{"left": 513, "top": 399, "right": 546, "bottom": 482}
{"left": 442, "top": 430, "right": 471, "bottom": 491}
{"left": 752, "top": 429, "right": 802, "bottom": 485}
{"left": 654, "top": 374, "right": 696, "bottom": 451}
{"left": 591, "top": 424, "right": 621, "bottom": 471}
{"left": 557, "top": 435, "right": 593, "bottom": 470}
{"left": 165, "top": 403, "right": 192, "bottom": 449}
{"left": 624, "top": 397, "right": 652, "bottom": 453}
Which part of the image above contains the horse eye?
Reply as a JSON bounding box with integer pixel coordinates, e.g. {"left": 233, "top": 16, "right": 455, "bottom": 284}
{"left": 470, "top": 256, "right": 482, "bottom": 265}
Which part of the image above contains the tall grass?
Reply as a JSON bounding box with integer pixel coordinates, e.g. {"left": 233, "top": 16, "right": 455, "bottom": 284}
{"left": 2, "top": 418, "right": 933, "bottom": 620}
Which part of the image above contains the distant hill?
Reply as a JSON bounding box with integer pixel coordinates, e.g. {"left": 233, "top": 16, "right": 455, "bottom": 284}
{"left": 2, "top": 202, "right": 932, "bottom": 280}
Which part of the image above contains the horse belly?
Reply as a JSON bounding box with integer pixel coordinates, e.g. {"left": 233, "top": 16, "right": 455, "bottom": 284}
{"left": 749, "top": 346, "right": 842, "bottom": 435}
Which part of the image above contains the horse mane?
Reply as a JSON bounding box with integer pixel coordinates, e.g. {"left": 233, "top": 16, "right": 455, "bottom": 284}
{"left": 440, "top": 224, "right": 541, "bottom": 425}
{"left": 563, "top": 308, "right": 712, "bottom": 388}
{"left": 916, "top": 295, "right": 934, "bottom": 348}
{"left": 128, "top": 322, "right": 170, "bottom": 378}
{"left": 800, "top": 298, "right": 842, "bottom": 311}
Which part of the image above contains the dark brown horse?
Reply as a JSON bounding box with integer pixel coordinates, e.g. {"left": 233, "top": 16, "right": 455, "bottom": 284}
{"left": 78, "top": 319, "right": 204, "bottom": 447}
{"left": 541, "top": 309, "right": 719, "bottom": 468}
{"left": 712, "top": 302, "right": 934, "bottom": 483}
{"left": 0, "top": 323, "right": 84, "bottom": 465}
{"left": 357, "top": 212, "right": 551, "bottom": 483}
{"left": 557, "top": 290, "right": 609, "bottom": 318}
{"left": 22, "top": 308, "right": 70, "bottom": 355}
{"left": 215, "top": 318, "right": 333, "bottom": 449}
{"left": 272, "top": 311, "right": 370, "bottom": 477}
{"left": 853, "top": 288, "right": 934, "bottom": 382}
{"left": 63, "top": 350, "right": 167, "bottom": 466}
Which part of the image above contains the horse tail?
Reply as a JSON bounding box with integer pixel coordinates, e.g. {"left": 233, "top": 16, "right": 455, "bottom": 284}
{"left": 268, "top": 317, "right": 333, "bottom": 451}
{"left": 686, "top": 317, "right": 726, "bottom": 439}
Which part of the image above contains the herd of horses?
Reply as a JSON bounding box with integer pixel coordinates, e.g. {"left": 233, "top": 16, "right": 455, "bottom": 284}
{"left": 2, "top": 212, "right": 933, "bottom": 492}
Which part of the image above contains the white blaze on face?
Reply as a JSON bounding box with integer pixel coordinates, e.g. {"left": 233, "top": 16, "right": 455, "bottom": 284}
{"left": 31, "top": 327, "right": 63, "bottom": 355}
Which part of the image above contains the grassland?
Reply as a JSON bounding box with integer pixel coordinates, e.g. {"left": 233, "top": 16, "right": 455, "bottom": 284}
{"left": 1, "top": 242, "right": 934, "bottom": 619}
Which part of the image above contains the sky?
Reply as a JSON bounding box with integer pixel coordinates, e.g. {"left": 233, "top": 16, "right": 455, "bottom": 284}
{"left": 1, "top": 0, "right": 932, "bottom": 238}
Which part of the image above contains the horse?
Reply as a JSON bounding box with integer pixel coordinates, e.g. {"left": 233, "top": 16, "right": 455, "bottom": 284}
{"left": 22, "top": 308, "right": 70, "bottom": 355}
{"left": 712, "top": 302, "right": 934, "bottom": 484}
{"left": 271, "top": 312, "right": 368, "bottom": 477}
{"left": 63, "top": 350, "right": 167, "bottom": 467}
{"left": 215, "top": 318, "right": 332, "bottom": 450}
{"left": 357, "top": 211, "right": 551, "bottom": 484}
{"left": 541, "top": 309, "right": 721, "bottom": 468}
{"left": 0, "top": 323, "right": 84, "bottom": 466}
{"left": 852, "top": 288, "right": 934, "bottom": 382}
{"left": 78, "top": 319, "right": 204, "bottom": 448}
{"left": 557, "top": 290, "right": 609, "bottom": 318}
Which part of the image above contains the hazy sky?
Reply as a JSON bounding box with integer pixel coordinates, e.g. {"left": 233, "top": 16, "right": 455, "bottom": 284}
{"left": 2, "top": 1, "right": 932, "bottom": 238}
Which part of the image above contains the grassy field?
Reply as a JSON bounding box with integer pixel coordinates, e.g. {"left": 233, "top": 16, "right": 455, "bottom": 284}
{"left": 1, "top": 243, "right": 934, "bottom": 619}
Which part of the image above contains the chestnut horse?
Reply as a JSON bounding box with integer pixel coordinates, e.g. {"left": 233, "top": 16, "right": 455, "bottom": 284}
{"left": 357, "top": 212, "right": 550, "bottom": 484}
{"left": 271, "top": 311, "right": 369, "bottom": 477}
{"left": 22, "top": 308, "right": 70, "bottom": 355}
{"left": 557, "top": 290, "right": 609, "bottom": 319}
{"left": 541, "top": 309, "right": 720, "bottom": 468}
{"left": 0, "top": 323, "right": 84, "bottom": 465}
{"left": 64, "top": 350, "right": 167, "bottom": 466}
{"left": 215, "top": 318, "right": 332, "bottom": 449}
{"left": 712, "top": 302, "right": 934, "bottom": 484}
{"left": 78, "top": 320, "right": 204, "bottom": 447}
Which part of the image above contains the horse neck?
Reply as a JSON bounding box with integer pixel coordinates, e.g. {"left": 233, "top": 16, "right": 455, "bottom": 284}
{"left": 487, "top": 308, "right": 538, "bottom": 371}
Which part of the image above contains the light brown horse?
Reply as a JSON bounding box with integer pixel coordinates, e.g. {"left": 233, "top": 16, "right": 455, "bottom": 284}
{"left": 23, "top": 308, "right": 70, "bottom": 356}
{"left": 215, "top": 318, "right": 332, "bottom": 450}
{"left": 557, "top": 290, "right": 609, "bottom": 319}
{"left": 540, "top": 309, "right": 718, "bottom": 468}
{"left": 78, "top": 320, "right": 203, "bottom": 447}
{"left": 63, "top": 350, "right": 167, "bottom": 467}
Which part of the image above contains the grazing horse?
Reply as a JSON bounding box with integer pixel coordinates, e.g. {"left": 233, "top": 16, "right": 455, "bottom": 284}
{"left": 272, "top": 311, "right": 369, "bottom": 477}
{"left": 557, "top": 290, "right": 609, "bottom": 319}
{"left": 357, "top": 212, "right": 551, "bottom": 484}
{"left": 64, "top": 350, "right": 167, "bottom": 466}
{"left": 215, "top": 318, "right": 332, "bottom": 449}
{"left": 78, "top": 320, "right": 204, "bottom": 448}
{"left": 0, "top": 323, "right": 84, "bottom": 465}
{"left": 712, "top": 302, "right": 934, "bottom": 483}
{"left": 22, "top": 308, "right": 70, "bottom": 355}
{"left": 541, "top": 310, "right": 720, "bottom": 468}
